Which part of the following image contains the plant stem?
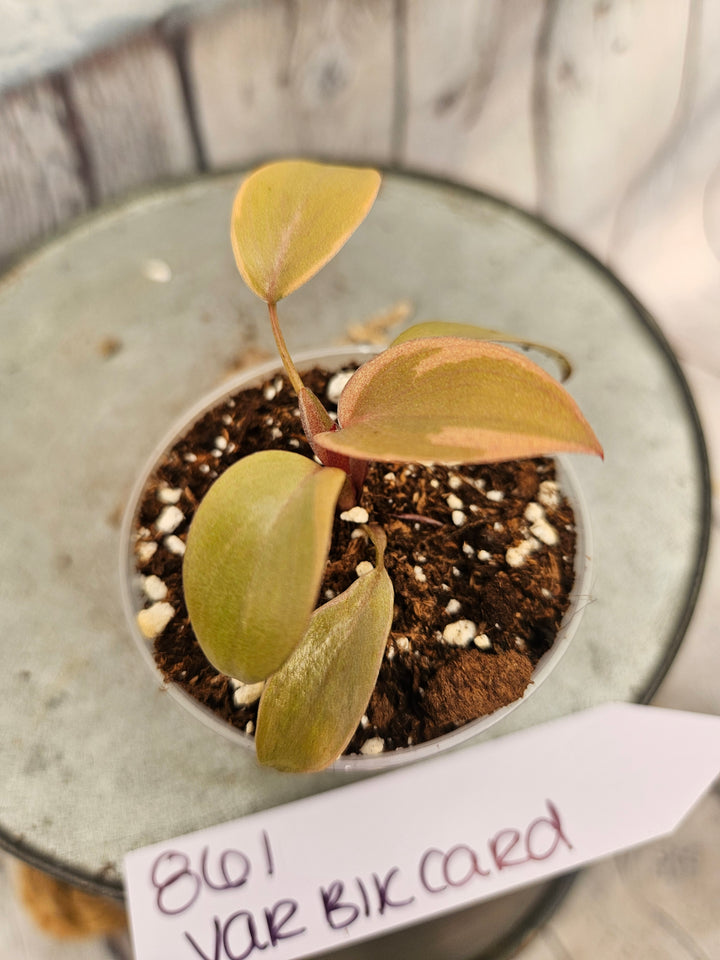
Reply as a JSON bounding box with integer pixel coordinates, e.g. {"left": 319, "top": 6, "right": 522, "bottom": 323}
{"left": 268, "top": 301, "right": 304, "bottom": 396}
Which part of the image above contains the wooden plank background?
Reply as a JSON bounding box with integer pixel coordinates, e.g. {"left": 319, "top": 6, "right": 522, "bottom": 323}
{"left": 0, "top": 0, "right": 717, "bottom": 370}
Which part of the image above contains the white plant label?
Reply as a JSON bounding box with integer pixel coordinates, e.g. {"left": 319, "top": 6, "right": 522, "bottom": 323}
{"left": 124, "top": 703, "right": 720, "bottom": 960}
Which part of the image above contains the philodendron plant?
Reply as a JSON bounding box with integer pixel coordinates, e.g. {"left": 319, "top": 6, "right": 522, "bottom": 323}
{"left": 182, "top": 160, "right": 603, "bottom": 773}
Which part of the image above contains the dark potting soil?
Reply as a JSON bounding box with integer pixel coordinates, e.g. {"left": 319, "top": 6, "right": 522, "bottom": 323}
{"left": 132, "top": 367, "right": 577, "bottom": 757}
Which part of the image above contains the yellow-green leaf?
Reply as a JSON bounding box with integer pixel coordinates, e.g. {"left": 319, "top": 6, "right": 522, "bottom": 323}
{"left": 315, "top": 337, "right": 603, "bottom": 465}
{"left": 183, "top": 451, "right": 346, "bottom": 683}
{"left": 256, "top": 526, "right": 394, "bottom": 772}
{"left": 391, "top": 321, "right": 572, "bottom": 381}
{"left": 231, "top": 159, "right": 381, "bottom": 303}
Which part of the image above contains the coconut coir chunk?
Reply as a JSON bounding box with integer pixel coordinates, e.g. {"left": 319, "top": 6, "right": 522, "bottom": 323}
{"left": 134, "top": 367, "right": 577, "bottom": 756}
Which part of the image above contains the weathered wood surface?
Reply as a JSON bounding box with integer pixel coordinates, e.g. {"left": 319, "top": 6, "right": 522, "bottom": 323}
{"left": 608, "top": 0, "right": 720, "bottom": 374}
{"left": 2, "top": 0, "right": 718, "bottom": 299}
{"left": 535, "top": 0, "right": 692, "bottom": 257}
{"left": 0, "top": 79, "right": 88, "bottom": 263}
{"left": 402, "top": 0, "right": 545, "bottom": 210}
{"left": 187, "top": 0, "right": 396, "bottom": 169}
{"left": 64, "top": 33, "right": 197, "bottom": 202}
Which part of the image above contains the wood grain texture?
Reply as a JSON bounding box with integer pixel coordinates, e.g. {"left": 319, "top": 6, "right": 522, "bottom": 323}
{"left": 64, "top": 33, "right": 197, "bottom": 202}
{"left": 535, "top": 0, "right": 692, "bottom": 258}
{"left": 0, "top": 79, "right": 88, "bottom": 263}
{"left": 186, "top": 0, "right": 395, "bottom": 169}
{"left": 401, "top": 0, "right": 544, "bottom": 210}
{"left": 609, "top": 0, "right": 720, "bottom": 375}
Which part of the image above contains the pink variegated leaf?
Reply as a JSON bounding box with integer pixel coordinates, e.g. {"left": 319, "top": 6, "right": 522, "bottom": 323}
{"left": 314, "top": 337, "right": 602, "bottom": 465}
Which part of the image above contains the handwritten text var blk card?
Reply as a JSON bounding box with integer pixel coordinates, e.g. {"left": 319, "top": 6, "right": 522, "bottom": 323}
{"left": 124, "top": 703, "right": 720, "bottom": 960}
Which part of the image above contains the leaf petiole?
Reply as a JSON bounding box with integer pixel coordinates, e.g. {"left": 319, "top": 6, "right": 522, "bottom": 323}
{"left": 268, "top": 301, "right": 304, "bottom": 396}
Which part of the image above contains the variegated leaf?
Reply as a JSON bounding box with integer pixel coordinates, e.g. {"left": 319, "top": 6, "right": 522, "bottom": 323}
{"left": 315, "top": 337, "right": 602, "bottom": 464}
{"left": 391, "top": 321, "right": 572, "bottom": 381}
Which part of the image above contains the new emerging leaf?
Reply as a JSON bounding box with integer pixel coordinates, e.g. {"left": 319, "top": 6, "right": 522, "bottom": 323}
{"left": 183, "top": 450, "right": 346, "bottom": 683}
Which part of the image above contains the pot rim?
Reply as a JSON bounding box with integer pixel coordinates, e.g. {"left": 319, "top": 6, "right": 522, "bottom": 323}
{"left": 120, "top": 345, "right": 593, "bottom": 772}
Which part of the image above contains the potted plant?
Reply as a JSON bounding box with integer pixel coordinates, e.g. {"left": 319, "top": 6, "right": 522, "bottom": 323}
{"left": 126, "top": 160, "right": 602, "bottom": 774}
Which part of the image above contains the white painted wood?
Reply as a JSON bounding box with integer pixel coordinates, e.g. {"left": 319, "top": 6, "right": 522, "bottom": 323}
{"left": 402, "top": 0, "right": 544, "bottom": 209}
{"left": 609, "top": 0, "right": 720, "bottom": 376}
{"left": 187, "top": 0, "right": 395, "bottom": 168}
{"left": 0, "top": 0, "right": 212, "bottom": 92}
{"left": 536, "top": 0, "right": 691, "bottom": 258}
{"left": 64, "top": 34, "right": 197, "bottom": 202}
{"left": 0, "top": 79, "right": 88, "bottom": 263}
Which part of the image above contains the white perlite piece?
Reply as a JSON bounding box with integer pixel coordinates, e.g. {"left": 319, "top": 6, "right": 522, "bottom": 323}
{"left": 524, "top": 501, "right": 545, "bottom": 523}
{"left": 136, "top": 541, "right": 157, "bottom": 565}
{"left": 448, "top": 474, "right": 462, "bottom": 490}
{"left": 142, "top": 575, "right": 167, "bottom": 601}
{"left": 452, "top": 509, "right": 467, "bottom": 527}
{"left": 530, "top": 518, "right": 559, "bottom": 546}
{"left": 413, "top": 565, "right": 427, "bottom": 583}
{"left": 474, "top": 633, "right": 492, "bottom": 650}
{"left": 356, "top": 560, "right": 373, "bottom": 577}
{"left": 155, "top": 505, "right": 184, "bottom": 534}
{"left": 137, "top": 602, "right": 175, "bottom": 639}
{"left": 164, "top": 535, "right": 186, "bottom": 556}
{"left": 245, "top": 721, "right": 255, "bottom": 735}
{"left": 395, "top": 636, "right": 410, "bottom": 652}
{"left": 506, "top": 537, "right": 541, "bottom": 568}
{"left": 157, "top": 486, "right": 182, "bottom": 505}
{"left": 326, "top": 369, "right": 355, "bottom": 404}
{"left": 359, "top": 737, "right": 384, "bottom": 756}
{"left": 478, "top": 549, "right": 491, "bottom": 561}
{"left": 231, "top": 680, "right": 265, "bottom": 708}
{"left": 486, "top": 489, "right": 504, "bottom": 502}
{"left": 442, "top": 619, "right": 476, "bottom": 647}
{"left": 446, "top": 493, "right": 464, "bottom": 511}
{"left": 445, "top": 598, "right": 461, "bottom": 615}
{"left": 340, "top": 506, "right": 369, "bottom": 524}
{"left": 538, "top": 480, "right": 561, "bottom": 510}
{"left": 384, "top": 472, "right": 396, "bottom": 483}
